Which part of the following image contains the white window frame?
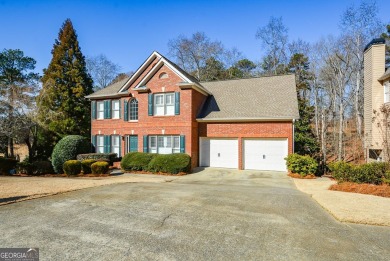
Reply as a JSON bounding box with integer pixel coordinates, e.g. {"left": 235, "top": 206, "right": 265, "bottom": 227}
{"left": 96, "top": 135, "right": 104, "bottom": 153}
{"left": 154, "top": 93, "right": 175, "bottom": 116}
{"left": 149, "top": 135, "right": 180, "bottom": 154}
{"left": 97, "top": 101, "right": 104, "bottom": 119}
{"left": 129, "top": 99, "right": 138, "bottom": 121}
{"left": 112, "top": 100, "right": 120, "bottom": 119}
{"left": 385, "top": 82, "right": 390, "bottom": 103}
{"left": 111, "top": 135, "right": 120, "bottom": 157}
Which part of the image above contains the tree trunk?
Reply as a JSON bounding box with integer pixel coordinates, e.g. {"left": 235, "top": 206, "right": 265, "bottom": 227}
{"left": 338, "top": 100, "right": 344, "bottom": 161}
{"left": 321, "top": 109, "right": 327, "bottom": 172}
{"left": 8, "top": 137, "right": 14, "bottom": 158}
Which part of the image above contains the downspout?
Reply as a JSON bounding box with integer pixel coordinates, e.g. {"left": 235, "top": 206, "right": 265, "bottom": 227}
{"left": 292, "top": 119, "right": 295, "bottom": 154}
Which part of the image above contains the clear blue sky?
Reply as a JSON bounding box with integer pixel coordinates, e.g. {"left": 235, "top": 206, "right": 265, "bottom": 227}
{"left": 0, "top": 0, "right": 389, "bottom": 74}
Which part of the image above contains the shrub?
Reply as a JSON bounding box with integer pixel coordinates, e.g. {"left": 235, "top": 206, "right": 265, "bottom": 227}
{"left": 16, "top": 160, "right": 53, "bottom": 175}
{"left": 352, "top": 162, "right": 388, "bottom": 185}
{"left": 77, "top": 153, "right": 117, "bottom": 165}
{"left": 121, "top": 152, "right": 157, "bottom": 171}
{"left": 63, "top": 160, "right": 82, "bottom": 176}
{"left": 0, "top": 157, "right": 18, "bottom": 174}
{"left": 81, "top": 159, "right": 97, "bottom": 174}
{"left": 33, "top": 161, "right": 54, "bottom": 175}
{"left": 285, "top": 153, "right": 318, "bottom": 177}
{"left": 329, "top": 161, "right": 390, "bottom": 185}
{"left": 16, "top": 160, "right": 34, "bottom": 175}
{"left": 148, "top": 153, "right": 191, "bottom": 174}
{"left": 91, "top": 161, "right": 109, "bottom": 174}
{"left": 51, "top": 135, "right": 91, "bottom": 174}
{"left": 328, "top": 161, "right": 354, "bottom": 182}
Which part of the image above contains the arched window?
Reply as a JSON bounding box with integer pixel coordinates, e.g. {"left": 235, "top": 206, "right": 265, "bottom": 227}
{"left": 159, "top": 72, "right": 168, "bottom": 79}
{"left": 129, "top": 99, "right": 138, "bottom": 121}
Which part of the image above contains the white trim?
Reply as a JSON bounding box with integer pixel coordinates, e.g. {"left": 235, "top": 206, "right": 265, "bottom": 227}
{"left": 178, "top": 82, "right": 211, "bottom": 96}
{"left": 384, "top": 82, "right": 390, "bottom": 103}
{"left": 118, "top": 51, "right": 162, "bottom": 93}
{"left": 135, "top": 57, "right": 193, "bottom": 88}
{"left": 196, "top": 118, "right": 296, "bottom": 122}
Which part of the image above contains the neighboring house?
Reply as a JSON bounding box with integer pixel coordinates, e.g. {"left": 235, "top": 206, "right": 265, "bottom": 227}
{"left": 364, "top": 38, "right": 390, "bottom": 161}
{"left": 86, "top": 51, "right": 299, "bottom": 171}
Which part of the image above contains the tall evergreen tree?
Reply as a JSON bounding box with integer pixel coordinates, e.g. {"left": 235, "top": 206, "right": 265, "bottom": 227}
{"left": 37, "top": 19, "right": 93, "bottom": 142}
{"left": 0, "top": 49, "right": 39, "bottom": 157}
{"left": 381, "top": 24, "right": 390, "bottom": 68}
{"left": 287, "top": 53, "right": 319, "bottom": 157}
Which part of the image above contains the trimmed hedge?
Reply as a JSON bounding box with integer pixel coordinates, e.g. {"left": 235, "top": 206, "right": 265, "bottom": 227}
{"left": 52, "top": 135, "right": 91, "bottom": 174}
{"left": 121, "top": 152, "right": 192, "bottom": 174}
{"left": 17, "top": 160, "right": 54, "bottom": 175}
{"left": 121, "top": 152, "right": 157, "bottom": 171}
{"left": 81, "top": 159, "right": 97, "bottom": 174}
{"left": 148, "top": 153, "right": 191, "bottom": 174}
{"left": 285, "top": 153, "right": 318, "bottom": 177}
{"left": 91, "top": 161, "right": 109, "bottom": 174}
{"left": 77, "top": 153, "right": 117, "bottom": 165}
{"left": 63, "top": 160, "right": 82, "bottom": 176}
{"left": 33, "top": 161, "right": 54, "bottom": 175}
{"left": 0, "top": 157, "right": 18, "bottom": 174}
{"left": 329, "top": 161, "right": 390, "bottom": 185}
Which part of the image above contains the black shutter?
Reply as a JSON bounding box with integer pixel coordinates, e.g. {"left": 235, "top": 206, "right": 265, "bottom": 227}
{"left": 91, "top": 135, "right": 96, "bottom": 152}
{"left": 143, "top": 135, "right": 148, "bottom": 153}
{"left": 124, "top": 100, "right": 128, "bottom": 121}
{"left": 180, "top": 135, "right": 185, "bottom": 153}
{"left": 91, "top": 101, "right": 96, "bottom": 119}
{"left": 148, "top": 94, "right": 153, "bottom": 116}
{"left": 175, "top": 92, "right": 180, "bottom": 115}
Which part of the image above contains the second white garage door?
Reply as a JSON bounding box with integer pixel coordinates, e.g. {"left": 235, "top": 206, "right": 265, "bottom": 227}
{"left": 200, "top": 138, "right": 238, "bottom": 169}
{"left": 243, "top": 139, "right": 288, "bottom": 171}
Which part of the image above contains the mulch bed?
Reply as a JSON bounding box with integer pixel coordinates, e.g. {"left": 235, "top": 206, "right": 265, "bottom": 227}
{"left": 288, "top": 173, "right": 316, "bottom": 179}
{"left": 124, "top": 170, "right": 187, "bottom": 176}
{"left": 329, "top": 182, "right": 390, "bottom": 198}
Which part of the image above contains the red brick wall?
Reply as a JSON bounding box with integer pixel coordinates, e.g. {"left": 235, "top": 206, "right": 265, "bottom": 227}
{"left": 198, "top": 121, "right": 294, "bottom": 169}
{"left": 91, "top": 58, "right": 293, "bottom": 171}
{"left": 91, "top": 64, "right": 207, "bottom": 169}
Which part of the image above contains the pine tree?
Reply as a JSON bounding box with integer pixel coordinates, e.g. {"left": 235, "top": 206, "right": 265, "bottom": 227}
{"left": 287, "top": 53, "right": 319, "bottom": 156}
{"left": 37, "top": 19, "right": 93, "bottom": 141}
{"left": 381, "top": 24, "right": 390, "bottom": 68}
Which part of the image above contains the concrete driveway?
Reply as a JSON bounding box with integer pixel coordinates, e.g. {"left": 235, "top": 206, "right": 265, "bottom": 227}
{"left": 0, "top": 168, "right": 390, "bottom": 260}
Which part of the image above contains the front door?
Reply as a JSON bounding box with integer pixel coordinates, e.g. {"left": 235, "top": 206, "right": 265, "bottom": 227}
{"left": 128, "top": 135, "right": 138, "bottom": 152}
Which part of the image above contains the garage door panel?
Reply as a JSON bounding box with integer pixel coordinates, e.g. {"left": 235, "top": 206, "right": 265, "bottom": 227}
{"left": 244, "top": 139, "right": 287, "bottom": 171}
{"left": 200, "top": 138, "right": 238, "bottom": 169}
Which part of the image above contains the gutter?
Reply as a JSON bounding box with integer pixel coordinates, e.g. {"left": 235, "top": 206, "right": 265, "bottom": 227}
{"left": 196, "top": 118, "right": 296, "bottom": 122}
{"left": 292, "top": 119, "right": 295, "bottom": 153}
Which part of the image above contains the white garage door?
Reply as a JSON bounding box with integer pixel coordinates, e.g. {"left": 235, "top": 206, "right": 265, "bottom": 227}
{"left": 243, "top": 139, "right": 288, "bottom": 171}
{"left": 200, "top": 138, "right": 238, "bottom": 169}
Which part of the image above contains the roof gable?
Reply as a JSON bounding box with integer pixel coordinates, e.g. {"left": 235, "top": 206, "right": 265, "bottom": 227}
{"left": 119, "top": 51, "right": 205, "bottom": 93}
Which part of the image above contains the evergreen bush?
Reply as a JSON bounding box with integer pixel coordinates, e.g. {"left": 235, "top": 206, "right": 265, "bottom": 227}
{"left": 148, "top": 153, "right": 191, "bottom": 174}
{"left": 121, "top": 152, "right": 157, "bottom": 171}
{"left": 63, "top": 160, "right": 82, "bottom": 176}
{"left": 81, "top": 159, "right": 97, "bottom": 174}
{"left": 51, "top": 135, "right": 91, "bottom": 174}
{"left": 285, "top": 153, "right": 318, "bottom": 177}
{"left": 91, "top": 161, "right": 109, "bottom": 174}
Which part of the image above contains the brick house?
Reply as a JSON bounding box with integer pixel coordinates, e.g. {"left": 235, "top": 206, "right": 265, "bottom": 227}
{"left": 364, "top": 38, "right": 390, "bottom": 161}
{"left": 86, "top": 51, "right": 299, "bottom": 171}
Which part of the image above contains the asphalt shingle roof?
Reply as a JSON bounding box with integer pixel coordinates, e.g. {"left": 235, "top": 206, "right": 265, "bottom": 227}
{"left": 198, "top": 74, "right": 299, "bottom": 120}
{"left": 85, "top": 77, "right": 130, "bottom": 99}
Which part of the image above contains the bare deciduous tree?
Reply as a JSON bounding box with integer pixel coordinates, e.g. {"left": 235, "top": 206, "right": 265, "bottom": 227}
{"left": 256, "top": 16, "right": 289, "bottom": 75}
{"left": 339, "top": 0, "right": 384, "bottom": 141}
{"left": 168, "top": 32, "right": 224, "bottom": 80}
{"left": 86, "top": 54, "right": 121, "bottom": 90}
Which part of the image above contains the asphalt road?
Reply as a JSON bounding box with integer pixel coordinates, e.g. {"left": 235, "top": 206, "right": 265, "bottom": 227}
{"left": 0, "top": 168, "right": 389, "bottom": 260}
